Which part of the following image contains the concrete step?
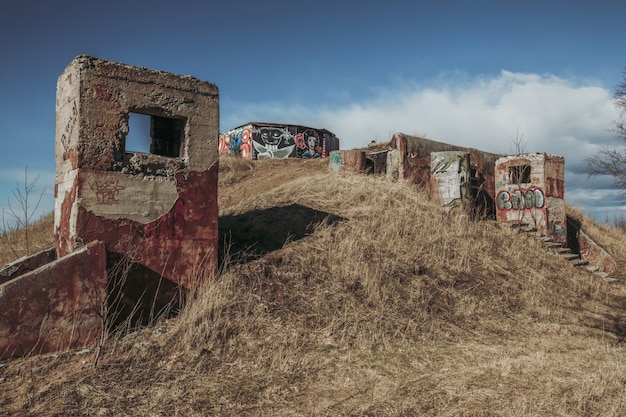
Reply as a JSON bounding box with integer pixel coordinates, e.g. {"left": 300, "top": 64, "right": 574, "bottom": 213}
{"left": 560, "top": 253, "right": 580, "bottom": 261}
{"left": 507, "top": 222, "right": 530, "bottom": 228}
{"left": 543, "top": 241, "right": 563, "bottom": 249}
{"left": 556, "top": 247, "right": 572, "bottom": 254}
{"left": 571, "top": 259, "right": 589, "bottom": 267}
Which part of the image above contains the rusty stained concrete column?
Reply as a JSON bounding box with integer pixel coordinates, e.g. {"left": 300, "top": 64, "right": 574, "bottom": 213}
{"left": 54, "top": 55, "right": 220, "bottom": 286}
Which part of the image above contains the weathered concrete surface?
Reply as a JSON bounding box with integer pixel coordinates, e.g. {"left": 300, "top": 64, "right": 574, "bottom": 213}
{"left": 430, "top": 151, "right": 471, "bottom": 214}
{"left": 76, "top": 166, "right": 219, "bottom": 288}
{"left": 0, "top": 241, "right": 107, "bottom": 359}
{"left": 495, "top": 153, "right": 566, "bottom": 242}
{"left": 329, "top": 150, "right": 367, "bottom": 174}
{"left": 0, "top": 248, "right": 56, "bottom": 285}
{"left": 578, "top": 230, "right": 618, "bottom": 275}
{"left": 366, "top": 150, "right": 388, "bottom": 175}
{"left": 54, "top": 55, "right": 219, "bottom": 284}
{"left": 390, "top": 133, "right": 502, "bottom": 201}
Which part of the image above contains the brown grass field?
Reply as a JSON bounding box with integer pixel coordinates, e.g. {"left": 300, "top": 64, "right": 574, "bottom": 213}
{"left": 1, "top": 155, "right": 626, "bottom": 416}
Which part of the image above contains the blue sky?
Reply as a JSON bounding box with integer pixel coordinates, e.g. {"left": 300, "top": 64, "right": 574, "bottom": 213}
{"left": 1, "top": 0, "right": 626, "bottom": 225}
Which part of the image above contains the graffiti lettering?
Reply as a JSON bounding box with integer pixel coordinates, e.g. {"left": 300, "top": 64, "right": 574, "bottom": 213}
{"left": 497, "top": 188, "right": 544, "bottom": 211}
{"left": 60, "top": 100, "right": 78, "bottom": 152}
{"left": 90, "top": 180, "right": 125, "bottom": 203}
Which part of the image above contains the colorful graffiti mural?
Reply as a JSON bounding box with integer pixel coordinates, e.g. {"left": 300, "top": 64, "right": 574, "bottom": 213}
{"left": 219, "top": 126, "right": 253, "bottom": 159}
{"left": 220, "top": 123, "right": 339, "bottom": 160}
{"left": 253, "top": 125, "right": 296, "bottom": 159}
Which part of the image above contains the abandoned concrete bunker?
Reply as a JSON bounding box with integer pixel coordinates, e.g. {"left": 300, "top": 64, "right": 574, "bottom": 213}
{"left": 0, "top": 55, "right": 219, "bottom": 358}
{"left": 219, "top": 122, "right": 340, "bottom": 160}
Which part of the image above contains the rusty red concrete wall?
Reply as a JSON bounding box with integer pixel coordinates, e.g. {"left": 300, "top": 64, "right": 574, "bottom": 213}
{"left": 0, "top": 241, "right": 107, "bottom": 359}
{"left": 329, "top": 150, "right": 367, "bottom": 174}
{"left": 495, "top": 153, "right": 566, "bottom": 242}
{"left": 54, "top": 55, "right": 219, "bottom": 285}
{"left": 76, "top": 167, "right": 218, "bottom": 287}
{"left": 0, "top": 248, "right": 55, "bottom": 285}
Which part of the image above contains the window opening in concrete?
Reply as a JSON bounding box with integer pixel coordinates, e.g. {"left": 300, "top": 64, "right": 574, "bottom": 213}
{"left": 509, "top": 164, "right": 531, "bottom": 184}
{"left": 126, "top": 112, "right": 152, "bottom": 154}
{"left": 126, "top": 112, "right": 185, "bottom": 157}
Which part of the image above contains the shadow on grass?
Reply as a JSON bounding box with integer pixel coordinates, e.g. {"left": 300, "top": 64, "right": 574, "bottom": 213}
{"left": 218, "top": 203, "right": 345, "bottom": 266}
{"left": 580, "top": 292, "right": 626, "bottom": 342}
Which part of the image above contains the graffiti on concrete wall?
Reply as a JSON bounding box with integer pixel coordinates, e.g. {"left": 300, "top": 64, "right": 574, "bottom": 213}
{"left": 219, "top": 126, "right": 253, "bottom": 159}
{"left": 90, "top": 179, "right": 125, "bottom": 203}
{"left": 60, "top": 100, "right": 78, "bottom": 153}
{"left": 253, "top": 126, "right": 296, "bottom": 159}
{"left": 496, "top": 188, "right": 545, "bottom": 211}
{"left": 220, "top": 124, "right": 338, "bottom": 160}
{"left": 329, "top": 151, "right": 342, "bottom": 172}
{"left": 431, "top": 152, "right": 471, "bottom": 213}
{"left": 295, "top": 129, "right": 324, "bottom": 159}
{"left": 548, "top": 220, "right": 565, "bottom": 240}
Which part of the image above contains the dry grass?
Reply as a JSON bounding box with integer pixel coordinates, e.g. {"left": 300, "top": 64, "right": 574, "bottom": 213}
{"left": 0, "top": 212, "right": 54, "bottom": 265}
{"left": 2, "top": 158, "right": 626, "bottom": 416}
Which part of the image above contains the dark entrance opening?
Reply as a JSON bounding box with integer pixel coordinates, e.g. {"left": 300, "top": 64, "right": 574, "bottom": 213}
{"left": 106, "top": 253, "right": 185, "bottom": 332}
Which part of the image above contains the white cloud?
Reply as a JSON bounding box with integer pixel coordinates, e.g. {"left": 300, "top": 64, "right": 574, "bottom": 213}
{"left": 222, "top": 70, "right": 624, "bottom": 221}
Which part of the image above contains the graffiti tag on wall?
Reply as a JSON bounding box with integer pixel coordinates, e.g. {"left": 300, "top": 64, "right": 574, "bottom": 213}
{"left": 90, "top": 180, "right": 125, "bottom": 203}
{"left": 496, "top": 188, "right": 545, "bottom": 211}
{"left": 60, "top": 100, "right": 78, "bottom": 153}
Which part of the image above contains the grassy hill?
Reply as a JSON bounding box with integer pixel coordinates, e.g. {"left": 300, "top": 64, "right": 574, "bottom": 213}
{"left": 1, "top": 156, "right": 626, "bottom": 416}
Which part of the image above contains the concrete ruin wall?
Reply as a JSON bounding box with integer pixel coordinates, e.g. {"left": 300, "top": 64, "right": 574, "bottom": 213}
{"left": 329, "top": 150, "right": 367, "bottom": 174}
{"left": 55, "top": 55, "right": 219, "bottom": 286}
{"left": 219, "top": 122, "right": 339, "bottom": 160}
{"left": 390, "top": 133, "right": 502, "bottom": 201}
{"left": 0, "top": 241, "right": 107, "bottom": 357}
{"left": 0, "top": 248, "right": 56, "bottom": 286}
{"left": 578, "top": 229, "right": 618, "bottom": 274}
{"left": 430, "top": 151, "right": 472, "bottom": 214}
{"left": 495, "top": 153, "right": 566, "bottom": 242}
{"left": 0, "top": 55, "right": 220, "bottom": 359}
